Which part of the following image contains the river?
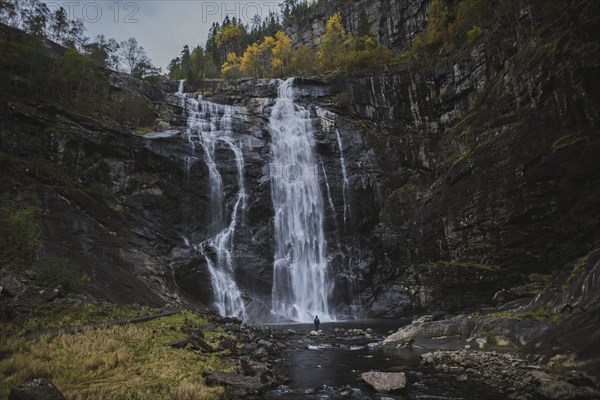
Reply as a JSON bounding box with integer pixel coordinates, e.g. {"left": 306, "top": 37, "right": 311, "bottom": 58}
{"left": 263, "top": 320, "right": 508, "bottom": 400}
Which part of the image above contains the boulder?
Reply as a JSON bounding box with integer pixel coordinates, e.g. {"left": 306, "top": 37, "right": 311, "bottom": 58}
{"left": 383, "top": 314, "right": 475, "bottom": 346}
{"left": 531, "top": 370, "right": 600, "bottom": 400}
{"left": 164, "top": 335, "right": 214, "bottom": 352}
{"left": 252, "top": 346, "right": 269, "bottom": 360}
{"left": 204, "top": 371, "right": 268, "bottom": 398}
{"left": 220, "top": 336, "right": 238, "bottom": 353}
{"left": 9, "top": 379, "right": 66, "bottom": 400}
{"left": 361, "top": 371, "right": 407, "bottom": 393}
{"left": 0, "top": 275, "right": 26, "bottom": 298}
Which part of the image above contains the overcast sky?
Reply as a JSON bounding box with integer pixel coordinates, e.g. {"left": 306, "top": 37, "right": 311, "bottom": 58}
{"left": 45, "top": 1, "right": 283, "bottom": 71}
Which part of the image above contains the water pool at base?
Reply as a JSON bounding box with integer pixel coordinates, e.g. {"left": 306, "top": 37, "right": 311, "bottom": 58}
{"left": 261, "top": 320, "right": 508, "bottom": 400}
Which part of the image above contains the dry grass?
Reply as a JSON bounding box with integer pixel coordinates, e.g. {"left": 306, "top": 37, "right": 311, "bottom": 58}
{"left": 0, "top": 310, "right": 231, "bottom": 399}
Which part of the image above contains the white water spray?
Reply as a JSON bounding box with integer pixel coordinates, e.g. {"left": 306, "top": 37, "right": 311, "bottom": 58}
{"left": 177, "top": 81, "right": 247, "bottom": 320}
{"left": 334, "top": 128, "right": 350, "bottom": 228}
{"left": 269, "top": 78, "right": 333, "bottom": 322}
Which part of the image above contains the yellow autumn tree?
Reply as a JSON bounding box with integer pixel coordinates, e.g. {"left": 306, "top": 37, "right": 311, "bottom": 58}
{"left": 221, "top": 52, "right": 241, "bottom": 79}
{"left": 318, "top": 13, "right": 346, "bottom": 72}
{"left": 240, "top": 36, "right": 276, "bottom": 78}
{"left": 271, "top": 31, "right": 292, "bottom": 76}
{"left": 412, "top": 0, "right": 448, "bottom": 56}
{"left": 339, "top": 35, "right": 393, "bottom": 74}
{"left": 215, "top": 24, "right": 246, "bottom": 54}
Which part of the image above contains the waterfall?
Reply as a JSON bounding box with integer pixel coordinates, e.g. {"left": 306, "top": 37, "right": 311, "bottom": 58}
{"left": 320, "top": 159, "right": 337, "bottom": 216}
{"left": 334, "top": 128, "right": 350, "bottom": 229}
{"left": 269, "top": 78, "right": 333, "bottom": 322}
{"left": 177, "top": 81, "right": 247, "bottom": 321}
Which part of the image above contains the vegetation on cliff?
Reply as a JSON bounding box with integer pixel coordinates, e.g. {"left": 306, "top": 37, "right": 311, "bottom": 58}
{"left": 212, "top": 13, "right": 392, "bottom": 79}
{"left": 0, "top": 0, "right": 160, "bottom": 77}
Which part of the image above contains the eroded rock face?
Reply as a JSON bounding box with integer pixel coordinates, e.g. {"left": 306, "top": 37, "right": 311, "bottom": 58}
{"left": 284, "top": 0, "right": 430, "bottom": 51}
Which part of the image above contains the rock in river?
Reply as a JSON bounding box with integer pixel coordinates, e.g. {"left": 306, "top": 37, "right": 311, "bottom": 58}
{"left": 361, "top": 371, "right": 407, "bottom": 393}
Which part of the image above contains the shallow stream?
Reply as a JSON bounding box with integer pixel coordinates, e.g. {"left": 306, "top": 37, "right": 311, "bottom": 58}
{"left": 263, "top": 320, "right": 507, "bottom": 400}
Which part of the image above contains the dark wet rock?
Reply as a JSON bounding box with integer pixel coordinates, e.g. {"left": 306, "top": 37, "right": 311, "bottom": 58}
{"left": 360, "top": 371, "right": 407, "bottom": 393}
{"left": 422, "top": 350, "right": 600, "bottom": 400}
{"left": 110, "top": 74, "right": 164, "bottom": 102}
{"left": 0, "top": 296, "right": 30, "bottom": 322}
{"left": 0, "top": 274, "right": 26, "bottom": 298}
{"left": 43, "top": 285, "right": 66, "bottom": 302}
{"left": 220, "top": 336, "right": 238, "bottom": 353}
{"left": 9, "top": 378, "right": 66, "bottom": 400}
{"left": 531, "top": 370, "right": 600, "bottom": 400}
{"left": 520, "top": 307, "right": 600, "bottom": 376}
{"left": 205, "top": 371, "right": 271, "bottom": 399}
{"left": 469, "top": 317, "right": 548, "bottom": 347}
{"left": 164, "top": 335, "right": 214, "bottom": 352}
{"left": 369, "top": 283, "right": 413, "bottom": 318}
{"left": 252, "top": 346, "right": 269, "bottom": 360}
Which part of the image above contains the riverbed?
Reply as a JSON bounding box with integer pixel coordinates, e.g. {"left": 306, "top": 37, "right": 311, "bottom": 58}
{"left": 263, "top": 320, "right": 508, "bottom": 399}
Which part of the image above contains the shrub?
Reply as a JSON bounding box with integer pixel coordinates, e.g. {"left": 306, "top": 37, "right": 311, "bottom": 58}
{"left": 467, "top": 25, "right": 484, "bottom": 42}
{"left": 32, "top": 257, "right": 90, "bottom": 292}
{"left": 0, "top": 196, "right": 41, "bottom": 268}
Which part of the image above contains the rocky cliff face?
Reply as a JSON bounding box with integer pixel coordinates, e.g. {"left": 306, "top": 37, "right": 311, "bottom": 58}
{"left": 284, "top": 0, "right": 429, "bottom": 51}
{"left": 195, "top": 29, "right": 599, "bottom": 319}
{"left": 2, "top": 0, "right": 598, "bottom": 327}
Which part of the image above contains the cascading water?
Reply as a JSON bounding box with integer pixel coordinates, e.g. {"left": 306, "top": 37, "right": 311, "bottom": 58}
{"left": 269, "top": 78, "right": 333, "bottom": 322}
{"left": 177, "top": 81, "right": 247, "bottom": 321}
{"left": 334, "top": 128, "right": 350, "bottom": 229}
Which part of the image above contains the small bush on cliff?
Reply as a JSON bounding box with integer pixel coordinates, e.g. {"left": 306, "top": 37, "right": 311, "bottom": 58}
{"left": 0, "top": 196, "right": 41, "bottom": 269}
{"left": 32, "top": 257, "right": 90, "bottom": 292}
{"left": 0, "top": 195, "right": 89, "bottom": 292}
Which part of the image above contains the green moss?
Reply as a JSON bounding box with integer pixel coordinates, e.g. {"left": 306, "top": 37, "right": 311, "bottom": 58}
{"left": 489, "top": 308, "right": 551, "bottom": 322}
{"left": 562, "top": 251, "right": 592, "bottom": 289}
{"left": 552, "top": 132, "right": 588, "bottom": 153}
{"left": 488, "top": 302, "right": 584, "bottom": 325}
{"left": 196, "top": 90, "right": 213, "bottom": 97}
{"left": 135, "top": 126, "right": 154, "bottom": 136}
{"left": 467, "top": 25, "right": 484, "bottom": 42}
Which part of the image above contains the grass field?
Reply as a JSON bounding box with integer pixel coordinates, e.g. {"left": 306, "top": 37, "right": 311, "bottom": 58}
{"left": 0, "top": 305, "right": 233, "bottom": 400}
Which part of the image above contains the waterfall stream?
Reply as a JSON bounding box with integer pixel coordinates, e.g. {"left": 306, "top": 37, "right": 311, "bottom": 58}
{"left": 269, "top": 78, "right": 333, "bottom": 322}
{"left": 177, "top": 81, "right": 247, "bottom": 321}
{"left": 334, "top": 128, "right": 350, "bottom": 229}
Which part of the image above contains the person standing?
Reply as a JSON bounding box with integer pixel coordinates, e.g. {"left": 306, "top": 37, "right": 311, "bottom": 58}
{"left": 314, "top": 315, "right": 320, "bottom": 331}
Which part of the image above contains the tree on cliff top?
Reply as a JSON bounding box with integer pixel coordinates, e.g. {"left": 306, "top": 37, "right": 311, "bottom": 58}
{"left": 318, "top": 12, "right": 346, "bottom": 72}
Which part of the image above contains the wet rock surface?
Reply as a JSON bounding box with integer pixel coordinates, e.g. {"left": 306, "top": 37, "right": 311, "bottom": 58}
{"left": 421, "top": 350, "right": 600, "bottom": 400}
{"left": 8, "top": 379, "right": 66, "bottom": 400}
